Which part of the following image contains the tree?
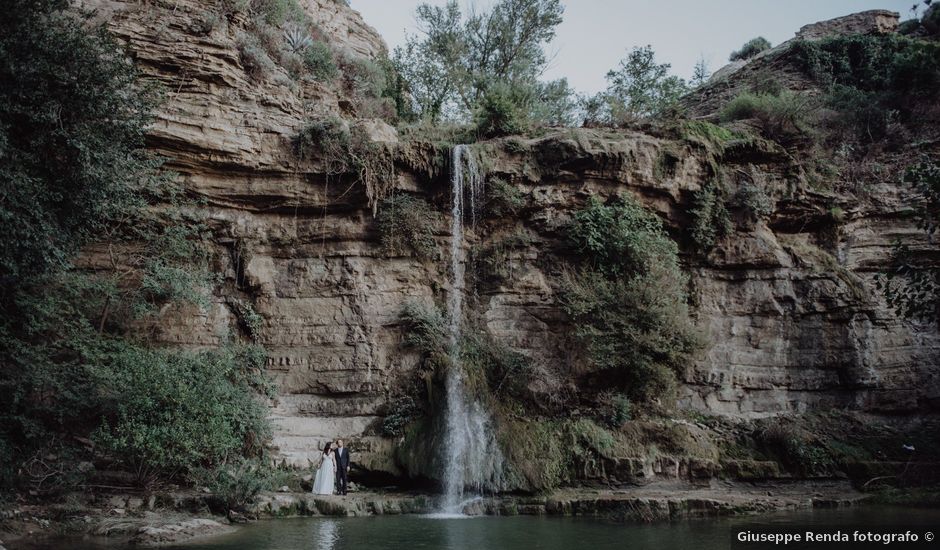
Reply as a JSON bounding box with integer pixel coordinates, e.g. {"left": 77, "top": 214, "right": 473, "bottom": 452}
{"left": 0, "top": 0, "right": 158, "bottom": 283}
{"left": 392, "top": 2, "right": 462, "bottom": 122}
{"left": 392, "top": 0, "right": 575, "bottom": 128}
{"left": 691, "top": 56, "right": 711, "bottom": 88}
{"left": 586, "top": 45, "right": 688, "bottom": 124}
{"left": 0, "top": 0, "right": 270, "bottom": 492}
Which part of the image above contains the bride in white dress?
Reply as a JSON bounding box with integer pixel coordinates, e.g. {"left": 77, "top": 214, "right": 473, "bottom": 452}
{"left": 311, "top": 442, "right": 336, "bottom": 495}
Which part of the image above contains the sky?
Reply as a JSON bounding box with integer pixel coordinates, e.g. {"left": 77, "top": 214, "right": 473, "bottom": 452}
{"left": 348, "top": 0, "right": 915, "bottom": 94}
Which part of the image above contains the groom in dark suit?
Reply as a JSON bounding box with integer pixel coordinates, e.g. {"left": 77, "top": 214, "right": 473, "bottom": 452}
{"left": 334, "top": 439, "right": 351, "bottom": 495}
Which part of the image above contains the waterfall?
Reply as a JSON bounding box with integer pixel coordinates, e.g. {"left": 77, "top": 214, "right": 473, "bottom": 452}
{"left": 440, "top": 145, "right": 495, "bottom": 513}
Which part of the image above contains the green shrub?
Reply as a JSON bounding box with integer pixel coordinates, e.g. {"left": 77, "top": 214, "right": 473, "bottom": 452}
{"left": 562, "top": 196, "right": 701, "bottom": 405}
{"left": 497, "top": 417, "right": 622, "bottom": 491}
{"left": 293, "top": 118, "right": 396, "bottom": 208}
{"left": 824, "top": 84, "right": 893, "bottom": 143}
{"left": 337, "top": 52, "right": 387, "bottom": 100}
{"left": 598, "top": 392, "right": 632, "bottom": 428}
{"left": 0, "top": 438, "right": 12, "bottom": 489}
{"left": 236, "top": 31, "right": 279, "bottom": 81}
{"left": 750, "top": 76, "right": 784, "bottom": 96}
{"left": 0, "top": 0, "right": 159, "bottom": 282}
{"left": 195, "top": 457, "right": 272, "bottom": 512}
{"left": 485, "top": 178, "right": 525, "bottom": 216}
{"left": 924, "top": 4, "right": 940, "bottom": 35}
{"left": 250, "top": 0, "right": 305, "bottom": 26}
{"left": 729, "top": 37, "right": 771, "bottom": 62}
{"left": 497, "top": 419, "right": 570, "bottom": 490}
{"left": 792, "top": 34, "right": 940, "bottom": 94}
{"left": 0, "top": 0, "right": 264, "bottom": 495}
{"left": 293, "top": 115, "right": 350, "bottom": 163}
{"left": 231, "top": 1, "right": 347, "bottom": 84}
{"left": 94, "top": 344, "right": 271, "bottom": 485}
{"left": 460, "top": 330, "right": 533, "bottom": 402}
{"left": 381, "top": 395, "right": 421, "bottom": 436}
{"left": 681, "top": 120, "right": 736, "bottom": 148}
{"left": 301, "top": 41, "right": 337, "bottom": 81}
{"left": 355, "top": 96, "right": 398, "bottom": 122}
{"left": 734, "top": 182, "right": 773, "bottom": 224}
{"left": 877, "top": 158, "right": 940, "bottom": 322}
{"left": 230, "top": 299, "right": 264, "bottom": 341}
{"left": 400, "top": 301, "right": 448, "bottom": 356}
{"left": 689, "top": 181, "right": 732, "bottom": 252}
{"left": 474, "top": 83, "right": 530, "bottom": 138}
{"left": 791, "top": 35, "right": 940, "bottom": 143}
{"left": 898, "top": 18, "right": 922, "bottom": 35}
{"left": 566, "top": 195, "right": 678, "bottom": 276}
{"left": 719, "top": 91, "right": 813, "bottom": 141}
{"left": 755, "top": 423, "right": 834, "bottom": 476}
{"left": 376, "top": 195, "right": 439, "bottom": 259}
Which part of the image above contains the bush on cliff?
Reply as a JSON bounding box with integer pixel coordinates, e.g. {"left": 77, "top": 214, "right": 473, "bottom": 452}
{"left": 719, "top": 90, "right": 815, "bottom": 142}
{"left": 294, "top": 117, "right": 398, "bottom": 210}
{"left": 689, "top": 181, "right": 733, "bottom": 252}
{"left": 878, "top": 158, "right": 940, "bottom": 322}
{"left": 474, "top": 82, "right": 532, "bottom": 138}
{"left": 791, "top": 34, "right": 940, "bottom": 143}
{"left": 561, "top": 196, "right": 702, "bottom": 406}
{"left": 729, "top": 37, "right": 772, "bottom": 62}
{"left": 377, "top": 195, "right": 440, "bottom": 259}
{"left": 301, "top": 41, "right": 338, "bottom": 81}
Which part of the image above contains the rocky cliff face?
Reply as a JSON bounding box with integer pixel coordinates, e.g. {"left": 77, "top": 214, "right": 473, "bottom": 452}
{"left": 85, "top": 3, "right": 939, "bottom": 483}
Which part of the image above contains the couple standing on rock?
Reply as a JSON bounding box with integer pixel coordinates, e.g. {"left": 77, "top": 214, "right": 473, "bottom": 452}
{"left": 311, "top": 439, "right": 351, "bottom": 495}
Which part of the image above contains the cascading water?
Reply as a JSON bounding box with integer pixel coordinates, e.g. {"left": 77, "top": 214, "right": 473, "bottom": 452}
{"left": 440, "top": 145, "right": 497, "bottom": 513}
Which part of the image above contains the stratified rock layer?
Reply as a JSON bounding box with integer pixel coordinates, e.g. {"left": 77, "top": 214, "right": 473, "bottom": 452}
{"left": 83, "top": 3, "right": 939, "bottom": 482}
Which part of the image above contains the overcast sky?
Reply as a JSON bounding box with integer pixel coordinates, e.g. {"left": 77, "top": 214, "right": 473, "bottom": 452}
{"left": 348, "top": 0, "right": 914, "bottom": 94}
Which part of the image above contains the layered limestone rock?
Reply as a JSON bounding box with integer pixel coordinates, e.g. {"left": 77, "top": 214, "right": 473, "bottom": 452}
{"left": 84, "top": 2, "right": 940, "bottom": 484}
{"left": 472, "top": 132, "right": 940, "bottom": 418}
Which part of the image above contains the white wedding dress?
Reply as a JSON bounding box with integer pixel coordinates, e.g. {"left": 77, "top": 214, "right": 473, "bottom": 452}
{"left": 312, "top": 452, "right": 336, "bottom": 495}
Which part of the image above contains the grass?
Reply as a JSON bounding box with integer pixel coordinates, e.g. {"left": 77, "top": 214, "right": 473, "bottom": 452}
{"left": 719, "top": 90, "right": 815, "bottom": 143}
{"left": 681, "top": 120, "right": 737, "bottom": 150}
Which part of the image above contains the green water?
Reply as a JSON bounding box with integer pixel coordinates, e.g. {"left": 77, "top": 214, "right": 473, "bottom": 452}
{"left": 21, "top": 506, "right": 940, "bottom": 550}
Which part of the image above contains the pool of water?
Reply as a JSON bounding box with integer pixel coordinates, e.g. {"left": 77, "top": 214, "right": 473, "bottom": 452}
{"left": 20, "top": 506, "right": 940, "bottom": 550}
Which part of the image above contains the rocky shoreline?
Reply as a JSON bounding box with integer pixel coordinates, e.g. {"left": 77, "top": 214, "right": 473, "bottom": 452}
{"left": 249, "top": 480, "right": 867, "bottom": 520}
{"left": 1, "top": 481, "right": 870, "bottom": 548}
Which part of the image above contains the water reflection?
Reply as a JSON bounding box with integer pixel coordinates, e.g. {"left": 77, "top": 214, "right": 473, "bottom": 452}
{"left": 312, "top": 518, "right": 339, "bottom": 550}
{"left": 17, "top": 506, "right": 940, "bottom": 550}
{"left": 170, "top": 507, "right": 939, "bottom": 550}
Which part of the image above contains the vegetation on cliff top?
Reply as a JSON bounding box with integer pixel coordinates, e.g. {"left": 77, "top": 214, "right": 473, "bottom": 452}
{"left": 729, "top": 37, "right": 772, "bottom": 61}
{"left": 391, "top": 0, "right": 575, "bottom": 131}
